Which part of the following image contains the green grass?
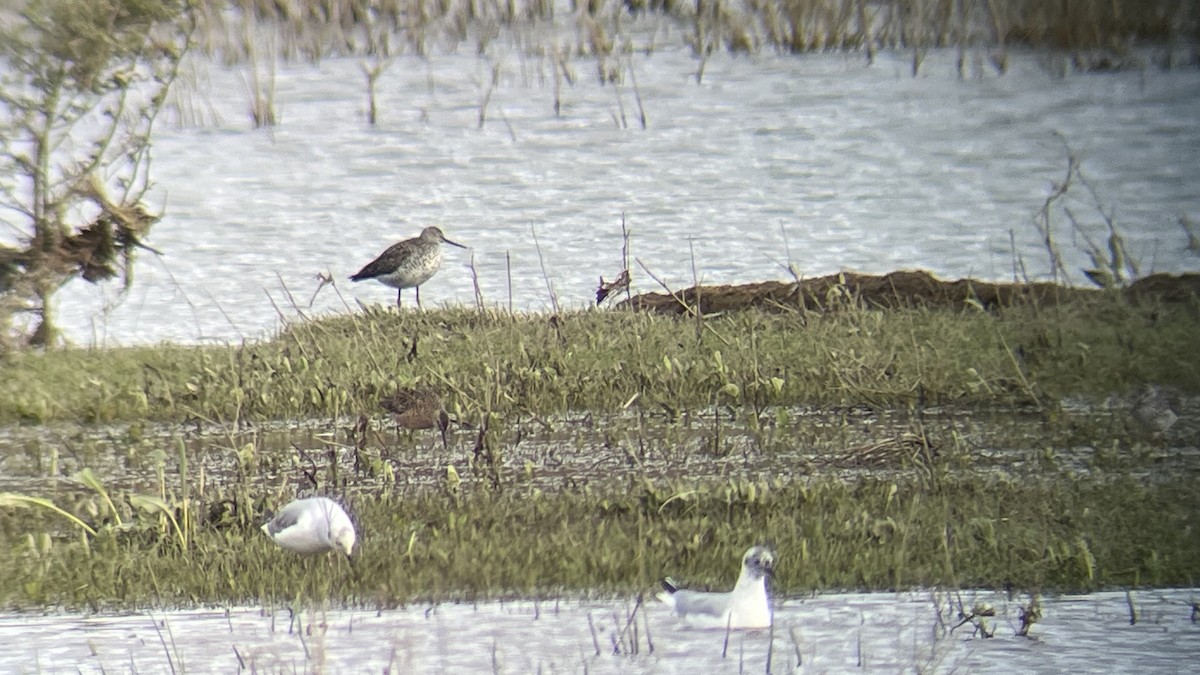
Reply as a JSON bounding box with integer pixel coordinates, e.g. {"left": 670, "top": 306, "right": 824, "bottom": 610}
{"left": 0, "top": 302, "right": 1196, "bottom": 426}
{"left": 1, "top": 299, "right": 1196, "bottom": 610}
{"left": 2, "top": 472, "right": 1197, "bottom": 610}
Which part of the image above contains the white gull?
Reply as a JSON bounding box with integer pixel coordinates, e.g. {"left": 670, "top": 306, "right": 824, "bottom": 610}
{"left": 261, "top": 496, "right": 357, "bottom": 558}
{"left": 657, "top": 546, "right": 774, "bottom": 629}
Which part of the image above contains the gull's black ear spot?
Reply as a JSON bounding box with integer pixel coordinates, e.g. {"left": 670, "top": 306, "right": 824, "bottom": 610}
{"left": 660, "top": 577, "right": 678, "bottom": 594}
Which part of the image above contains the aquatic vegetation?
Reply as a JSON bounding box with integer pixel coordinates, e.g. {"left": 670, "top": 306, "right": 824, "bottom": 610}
{"left": 0, "top": 293, "right": 1195, "bottom": 610}
{"left": 0, "top": 458, "right": 1197, "bottom": 610}
{"left": 191, "top": 0, "right": 1199, "bottom": 70}
{"left": 0, "top": 0, "right": 194, "bottom": 349}
{"left": 0, "top": 493, "right": 97, "bottom": 538}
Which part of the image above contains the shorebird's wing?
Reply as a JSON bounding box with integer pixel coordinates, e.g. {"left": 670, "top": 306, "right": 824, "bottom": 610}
{"left": 380, "top": 390, "right": 416, "bottom": 414}
{"left": 380, "top": 387, "right": 438, "bottom": 415}
{"left": 351, "top": 242, "right": 416, "bottom": 280}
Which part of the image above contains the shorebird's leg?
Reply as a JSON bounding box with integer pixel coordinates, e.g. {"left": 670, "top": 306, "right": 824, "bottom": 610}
{"left": 416, "top": 285, "right": 422, "bottom": 308}
{"left": 396, "top": 289, "right": 403, "bottom": 308}
{"left": 438, "top": 410, "right": 450, "bottom": 449}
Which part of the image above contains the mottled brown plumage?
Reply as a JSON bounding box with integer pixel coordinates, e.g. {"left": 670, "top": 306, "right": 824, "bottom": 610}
{"left": 350, "top": 226, "right": 466, "bottom": 308}
{"left": 381, "top": 387, "right": 450, "bottom": 446}
{"left": 1130, "top": 384, "right": 1180, "bottom": 435}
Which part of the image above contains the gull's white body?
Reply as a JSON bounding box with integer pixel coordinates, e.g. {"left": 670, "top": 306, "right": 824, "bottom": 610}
{"left": 261, "top": 496, "right": 357, "bottom": 557}
{"left": 657, "top": 546, "right": 774, "bottom": 629}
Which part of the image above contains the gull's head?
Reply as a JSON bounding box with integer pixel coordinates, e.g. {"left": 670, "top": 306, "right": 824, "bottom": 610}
{"left": 741, "top": 546, "right": 775, "bottom": 580}
{"left": 331, "top": 523, "right": 357, "bottom": 558}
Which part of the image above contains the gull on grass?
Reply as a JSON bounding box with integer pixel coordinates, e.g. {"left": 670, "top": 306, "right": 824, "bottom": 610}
{"left": 261, "top": 496, "right": 357, "bottom": 559}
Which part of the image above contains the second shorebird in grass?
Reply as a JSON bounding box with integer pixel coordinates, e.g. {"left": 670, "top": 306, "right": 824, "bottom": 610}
{"left": 261, "top": 496, "right": 357, "bottom": 559}
{"left": 1130, "top": 383, "right": 1180, "bottom": 436}
{"left": 657, "top": 546, "right": 775, "bottom": 629}
{"left": 380, "top": 387, "right": 450, "bottom": 447}
{"left": 350, "top": 226, "right": 466, "bottom": 308}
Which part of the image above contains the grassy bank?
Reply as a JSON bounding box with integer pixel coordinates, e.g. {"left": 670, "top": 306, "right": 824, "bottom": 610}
{"left": 1, "top": 299, "right": 1197, "bottom": 609}
{"left": 3, "top": 472, "right": 1197, "bottom": 610}
{"left": 1, "top": 301, "right": 1196, "bottom": 426}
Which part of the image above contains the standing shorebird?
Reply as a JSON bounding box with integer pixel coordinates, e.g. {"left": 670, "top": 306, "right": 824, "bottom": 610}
{"left": 380, "top": 387, "right": 451, "bottom": 447}
{"left": 1130, "top": 384, "right": 1180, "bottom": 436}
{"left": 261, "top": 496, "right": 357, "bottom": 559}
{"left": 657, "top": 546, "right": 775, "bottom": 629}
{"left": 350, "top": 226, "right": 466, "bottom": 308}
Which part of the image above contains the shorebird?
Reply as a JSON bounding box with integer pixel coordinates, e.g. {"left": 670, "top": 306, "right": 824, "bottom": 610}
{"left": 380, "top": 387, "right": 450, "bottom": 447}
{"left": 350, "top": 226, "right": 466, "bottom": 308}
{"left": 261, "top": 496, "right": 357, "bottom": 559}
{"left": 657, "top": 545, "right": 775, "bottom": 629}
{"left": 1130, "top": 384, "right": 1179, "bottom": 435}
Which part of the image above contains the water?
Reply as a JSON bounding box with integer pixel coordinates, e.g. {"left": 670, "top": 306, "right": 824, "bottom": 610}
{"left": 33, "top": 46, "right": 1199, "bottom": 345}
{"left": 2, "top": 589, "right": 1196, "bottom": 673}
{"left": 5, "top": 35, "right": 1200, "bottom": 672}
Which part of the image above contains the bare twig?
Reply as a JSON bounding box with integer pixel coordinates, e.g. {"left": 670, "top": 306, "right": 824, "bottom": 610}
{"left": 628, "top": 55, "right": 647, "bottom": 129}
{"left": 530, "top": 223, "right": 560, "bottom": 313}
{"left": 479, "top": 61, "right": 502, "bottom": 129}
{"left": 621, "top": 214, "right": 632, "bottom": 302}
{"left": 469, "top": 250, "right": 484, "bottom": 309}
{"left": 688, "top": 239, "right": 703, "bottom": 339}
{"left": 359, "top": 57, "right": 394, "bottom": 126}
{"left": 505, "top": 250, "right": 513, "bottom": 314}
{"left": 1032, "top": 152, "right": 1076, "bottom": 284}
{"left": 307, "top": 271, "right": 334, "bottom": 309}
{"left": 634, "top": 257, "right": 692, "bottom": 315}
{"left": 634, "top": 258, "right": 730, "bottom": 346}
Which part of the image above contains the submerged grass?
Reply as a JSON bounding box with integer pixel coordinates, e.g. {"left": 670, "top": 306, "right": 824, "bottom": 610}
{"left": 0, "top": 300, "right": 1196, "bottom": 426}
{"left": 1, "top": 472, "right": 1197, "bottom": 610}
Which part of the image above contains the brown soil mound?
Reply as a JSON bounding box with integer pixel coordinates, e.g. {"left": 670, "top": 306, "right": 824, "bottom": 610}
{"left": 616, "top": 270, "right": 1200, "bottom": 314}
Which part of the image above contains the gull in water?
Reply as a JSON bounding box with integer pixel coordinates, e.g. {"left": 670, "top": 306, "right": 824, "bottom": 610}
{"left": 657, "top": 546, "right": 775, "bottom": 629}
{"left": 261, "top": 496, "right": 357, "bottom": 559}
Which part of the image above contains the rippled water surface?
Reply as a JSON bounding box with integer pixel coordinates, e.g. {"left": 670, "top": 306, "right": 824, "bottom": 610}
{"left": 2, "top": 589, "right": 1197, "bottom": 673}
{"left": 34, "top": 45, "right": 1200, "bottom": 345}
{"left": 6, "top": 41, "right": 1199, "bottom": 672}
